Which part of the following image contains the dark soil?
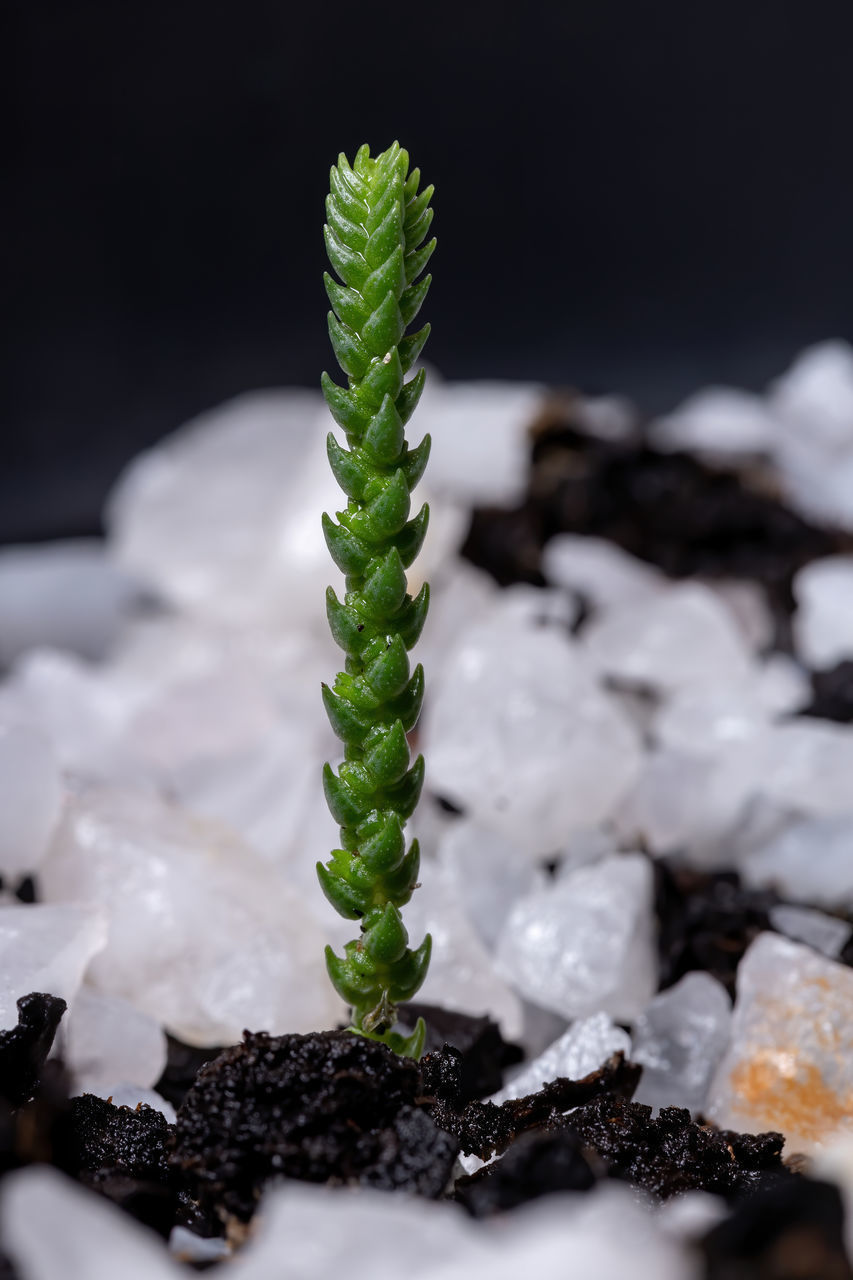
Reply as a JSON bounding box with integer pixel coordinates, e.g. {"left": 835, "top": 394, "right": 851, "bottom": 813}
{"left": 702, "top": 1176, "right": 853, "bottom": 1280}
{"left": 170, "top": 1028, "right": 458, "bottom": 1222}
{"left": 461, "top": 399, "right": 851, "bottom": 650}
{"left": 0, "top": 993, "right": 66, "bottom": 1109}
{"left": 802, "top": 661, "right": 853, "bottom": 723}
{"left": 402, "top": 1001, "right": 523, "bottom": 1102}
{"left": 655, "top": 862, "right": 781, "bottom": 997}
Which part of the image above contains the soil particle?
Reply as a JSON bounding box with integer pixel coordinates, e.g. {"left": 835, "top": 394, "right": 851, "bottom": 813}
{"left": 702, "top": 1176, "right": 853, "bottom": 1279}
{"left": 803, "top": 662, "right": 853, "bottom": 724}
{"left": 155, "top": 1034, "right": 230, "bottom": 1112}
{"left": 461, "top": 408, "right": 848, "bottom": 646}
{"left": 426, "top": 1050, "right": 641, "bottom": 1162}
{"left": 0, "top": 993, "right": 67, "bottom": 1108}
{"left": 65, "top": 1094, "right": 179, "bottom": 1238}
{"left": 170, "top": 1029, "right": 459, "bottom": 1223}
{"left": 655, "top": 863, "right": 779, "bottom": 997}
{"left": 402, "top": 1002, "right": 523, "bottom": 1102}
{"left": 454, "top": 1128, "right": 598, "bottom": 1217}
{"left": 567, "top": 1096, "right": 788, "bottom": 1201}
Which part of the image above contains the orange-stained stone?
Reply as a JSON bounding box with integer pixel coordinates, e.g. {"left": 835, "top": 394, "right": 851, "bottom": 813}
{"left": 730, "top": 1051, "right": 853, "bottom": 1146}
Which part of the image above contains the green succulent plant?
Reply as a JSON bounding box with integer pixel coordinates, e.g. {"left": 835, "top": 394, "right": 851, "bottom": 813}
{"left": 318, "top": 141, "right": 435, "bottom": 1058}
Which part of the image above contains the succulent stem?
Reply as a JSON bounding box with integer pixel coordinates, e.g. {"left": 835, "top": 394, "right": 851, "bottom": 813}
{"left": 319, "top": 142, "right": 435, "bottom": 1058}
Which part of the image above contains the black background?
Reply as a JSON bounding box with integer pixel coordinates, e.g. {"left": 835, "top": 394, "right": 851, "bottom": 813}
{"left": 5, "top": 0, "right": 853, "bottom": 541}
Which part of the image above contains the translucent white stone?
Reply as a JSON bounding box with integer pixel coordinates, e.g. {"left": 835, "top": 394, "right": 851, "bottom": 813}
{"left": 0, "top": 539, "right": 138, "bottom": 666}
{"left": 775, "top": 431, "right": 853, "bottom": 530}
{"left": 39, "top": 783, "right": 344, "bottom": 1045}
{"left": 106, "top": 389, "right": 326, "bottom": 624}
{"left": 436, "top": 820, "right": 544, "bottom": 949}
{"left": 614, "top": 746, "right": 761, "bottom": 863}
{"left": 417, "top": 559, "right": 499, "bottom": 681}
{"left": 573, "top": 393, "right": 638, "bottom": 441}
{"left": 583, "top": 583, "right": 751, "bottom": 693}
{"left": 793, "top": 556, "right": 853, "bottom": 670}
{"left": 64, "top": 986, "right": 167, "bottom": 1096}
{"left": 654, "top": 683, "right": 768, "bottom": 756}
{"left": 0, "top": 903, "right": 106, "bottom": 1029}
{"left": 417, "top": 379, "right": 545, "bottom": 506}
{"left": 0, "top": 649, "right": 133, "bottom": 778}
{"left": 1, "top": 1166, "right": 182, "bottom": 1280}
{"left": 403, "top": 876, "right": 524, "bottom": 1040}
{"left": 490, "top": 1012, "right": 632, "bottom": 1105}
{"left": 231, "top": 1178, "right": 687, "bottom": 1280}
{"left": 704, "top": 579, "right": 774, "bottom": 654}
{"left": 650, "top": 387, "right": 776, "bottom": 457}
{"left": 494, "top": 853, "right": 657, "bottom": 1022}
{"left": 423, "top": 614, "right": 642, "bottom": 854}
{"left": 708, "top": 933, "right": 853, "bottom": 1153}
{"left": 754, "top": 652, "right": 811, "bottom": 715}
{"left": 0, "top": 723, "right": 63, "bottom": 876}
{"left": 757, "top": 721, "right": 853, "bottom": 816}
{"left": 770, "top": 340, "right": 853, "bottom": 453}
{"left": 769, "top": 904, "right": 852, "bottom": 960}
{"left": 554, "top": 827, "right": 615, "bottom": 877}
{"left": 169, "top": 1226, "right": 229, "bottom": 1264}
{"left": 742, "top": 814, "right": 853, "bottom": 909}
{"left": 770, "top": 342, "right": 853, "bottom": 529}
{"left": 542, "top": 534, "right": 665, "bottom": 611}
{"left": 231, "top": 1180, "right": 478, "bottom": 1280}
{"left": 632, "top": 973, "right": 732, "bottom": 1114}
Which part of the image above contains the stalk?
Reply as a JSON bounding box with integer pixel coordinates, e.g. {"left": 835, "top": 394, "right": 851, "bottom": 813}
{"left": 318, "top": 141, "right": 435, "bottom": 1058}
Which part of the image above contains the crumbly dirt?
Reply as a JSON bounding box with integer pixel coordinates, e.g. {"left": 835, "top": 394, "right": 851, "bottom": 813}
{"left": 702, "top": 1175, "right": 853, "bottom": 1279}
{"left": 655, "top": 862, "right": 781, "bottom": 997}
{"left": 0, "top": 993, "right": 66, "bottom": 1109}
{"left": 170, "top": 1029, "right": 459, "bottom": 1222}
{"left": 402, "top": 1001, "right": 523, "bottom": 1101}
{"left": 461, "top": 400, "right": 849, "bottom": 648}
{"left": 424, "top": 1048, "right": 641, "bottom": 1160}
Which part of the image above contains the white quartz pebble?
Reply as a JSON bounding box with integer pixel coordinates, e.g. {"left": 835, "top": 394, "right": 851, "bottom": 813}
{"left": 490, "top": 1012, "right": 631, "bottom": 1105}
{"left": 742, "top": 814, "right": 853, "bottom": 909}
{"left": 418, "top": 379, "right": 544, "bottom": 506}
{"left": 650, "top": 387, "right": 776, "bottom": 457}
{"left": 0, "top": 540, "right": 138, "bottom": 666}
{"left": 793, "top": 556, "right": 853, "bottom": 670}
{"left": 436, "top": 820, "right": 544, "bottom": 950}
{"left": 769, "top": 904, "right": 852, "bottom": 960}
{"left": 542, "top": 534, "right": 665, "bottom": 611}
{"left": 0, "top": 903, "right": 107, "bottom": 1029}
{"left": 632, "top": 973, "right": 732, "bottom": 1114}
{"left": 1, "top": 1166, "right": 182, "bottom": 1280}
{"left": 39, "top": 782, "right": 344, "bottom": 1045}
{"left": 423, "top": 613, "right": 642, "bottom": 854}
{"left": 0, "top": 723, "right": 63, "bottom": 876}
{"left": 495, "top": 853, "right": 657, "bottom": 1022}
{"left": 583, "top": 583, "right": 751, "bottom": 693}
{"left": 64, "top": 986, "right": 167, "bottom": 1096}
{"left": 708, "top": 933, "right": 853, "bottom": 1152}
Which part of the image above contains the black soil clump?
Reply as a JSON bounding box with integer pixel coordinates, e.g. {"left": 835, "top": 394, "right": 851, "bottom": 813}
{"left": 455, "top": 1128, "right": 598, "bottom": 1217}
{"left": 64, "top": 1094, "right": 180, "bottom": 1239}
{"left": 702, "top": 1176, "right": 853, "bottom": 1279}
{"left": 655, "top": 862, "right": 780, "bottom": 997}
{"left": 402, "top": 1002, "right": 523, "bottom": 1102}
{"left": 803, "top": 661, "right": 853, "bottom": 724}
{"left": 567, "top": 1096, "right": 787, "bottom": 1201}
{"left": 0, "top": 993, "right": 67, "bottom": 1109}
{"left": 461, "top": 402, "right": 849, "bottom": 645}
{"left": 170, "top": 1029, "right": 459, "bottom": 1223}
{"left": 425, "top": 1048, "right": 641, "bottom": 1161}
{"left": 155, "top": 1033, "right": 231, "bottom": 1112}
